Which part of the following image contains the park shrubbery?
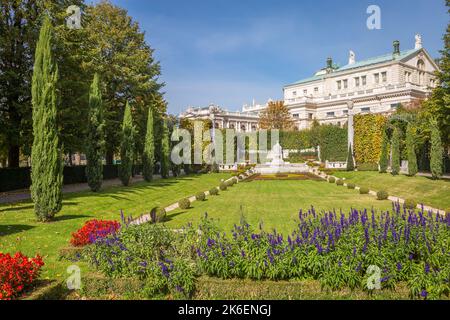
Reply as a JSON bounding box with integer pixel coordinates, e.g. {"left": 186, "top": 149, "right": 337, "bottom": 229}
{"left": 377, "top": 190, "right": 389, "bottom": 200}
{"left": 354, "top": 114, "right": 387, "bottom": 166}
{"left": 196, "top": 192, "right": 206, "bottom": 201}
{"left": 336, "top": 179, "right": 344, "bottom": 186}
{"left": 178, "top": 198, "right": 191, "bottom": 210}
{"left": 359, "top": 187, "right": 370, "bottom": 194}
{"left": 347, "top": 183, "right": 356, "bottom": 189}
{"left": 328, "top": 177, "right": 336, "bottom": 183}
{"left": 357, "top": 163, "right": 379, "bottom": 172}
{"left": 209, "top": 188, "right": 219, "bottom": 196}
{"left": 404, "top": 199, "right": 417, "bottom": 210}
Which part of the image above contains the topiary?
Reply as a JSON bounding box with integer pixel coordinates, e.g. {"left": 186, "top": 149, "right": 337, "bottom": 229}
{"left": 219, "top": 182, "right": 227, "bottom": 191}
{"left": 196, "top": 192, "right": 206, "bottom": 201}
{"left": 359, "top": 187, "right": 370, "bottom": 194}
{"left": 328, "top": 177, "right": 336, "bottom": 183}
{"left": 347, "top": 183, "right": 356, "bottom": 189}
{"left": 178, "top": 198, "right": 191, "bottom": 210}
{"left": 377, "top": 190, "right": 389, "bottom": 200}
{"left": 336, "top": 179, "right": 344, "bottom": 186}
{"left": 404, "top": 198, "right": 417, "bottom": 210}
{"left": 150, "top": 207, "right": 166, "bottom": 223}
{"left": 209, "top": 188, "right": 219, "bottom": 196}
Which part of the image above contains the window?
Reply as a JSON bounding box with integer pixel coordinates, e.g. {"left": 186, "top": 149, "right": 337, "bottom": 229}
{"left": 355, "top": 77, "right": 360, "bottom": 87}
{"left": 343, "top": 79, "right": 348, "bottom": 89}
{"left": 326, "top": 112, "right": 335, "bottom": 118}
{"left": 292, "top": 91, "right": 297, "bottom": 97}
{"left": 374, "top": 73, "right": 380, "bottom": 84}
{"left": 308, "top": 113, "right": 313, "bottom": 120}
{"left": 391, "top": 103, "right": 400, "bottom": 110}
{"left": 417, "top": 59, "right": 425, "bottom": 70}
{"left": 293, "top": 114, "right": 299, "bottom": 118}
{"left": 337, "top": 81, "right": 342, "bottom": 90}
{"left": 343, "top": 110, "right": 348, "bottom": 115}
{"left": 361, "top": 107, "right": 370, "bottom": 113}
{"left": 405, "top": 71, "right": 411, "bottom": 82}
{"left": 303, "top": 89, "right": 308, "bottom": 95}
{"left": 362, "top": 76, "right": 367, "bottom": 86}
{"left": 382, "top": 72, "right": 387, "bottom": 82}
{"left": 314, "top": 87, "right": 319, "bottom": 93}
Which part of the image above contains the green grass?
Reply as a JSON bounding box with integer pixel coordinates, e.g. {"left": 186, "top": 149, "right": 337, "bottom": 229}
{"left": 165, "top": 179, "right": 393, "bottom": 235}
{"left": 0, "top": 173, "right": 231, "bottom": 281}
{"left": 333, "top": 171, "right": 450, "bottom": 210}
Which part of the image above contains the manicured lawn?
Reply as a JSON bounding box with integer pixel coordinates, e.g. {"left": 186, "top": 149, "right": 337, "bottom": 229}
{"left": 333, "top": 171, "right": 450, "bottom": 211}
{"left": 165, "top": 179, "right": 393, "bottom": 235}
{"left": 0, "top": 173, "right": 231, "bottom": 281}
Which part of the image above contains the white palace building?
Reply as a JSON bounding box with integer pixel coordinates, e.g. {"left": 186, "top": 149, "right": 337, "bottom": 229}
{"left": 180, "top": 35, "right": 439, "bottom": 131}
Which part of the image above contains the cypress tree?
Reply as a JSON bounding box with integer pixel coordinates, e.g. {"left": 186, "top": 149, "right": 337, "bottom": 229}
{"left": 142, "top": 108, "right": 155, "bottom": 181}
{"left": 430, "top": 118, "right": 443, "bottom": 179}
{"left": 346, "top": 144, "right": 354, "bottom": 171}
{"left": 86, "top": 74, "right": 105, "bottom": 191}
{"left": 30, "top": 16, "right": 63, "bottom": 222}
{"left": 406, "top": 123, "right": 418, "bottom": 177}
{"left": 379, "top": 129, "right": 389, "bottom": 173}
{"left": 391, "top": 127, "right": 401, "bottom": 176}
{"left": 160, "top": 118, "right": 170, "bottom": 179}
{"left": 119, "top": 102, "right": 135, "bottom": 186}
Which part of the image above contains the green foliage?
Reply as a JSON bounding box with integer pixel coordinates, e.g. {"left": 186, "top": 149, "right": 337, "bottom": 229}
{"left": 30, "top": 16, "right": 63, "bottom": 222}
{"left": 328, "top": 177, "right": 336, "bottom": 183}
{"left": 86, "top": 74, "right": 105, "bottom": 192}
{"left": 354, "top": 114, "right": 387, "bottom": 165}
{"left": 336, "top": 179, "right": 344, "bottom": 186}
{"left": 347, "top": 183, "right": 356, "bottom": 189}
{"left": 346, "top": 144, "right": 354, "bottom": 171}
{"left": 150, "top": 207, "right": 167, "bottom": 223}
{"left": 178, "top": 198, "right": 191, "bottom": 210}
{"left": 391, "top": 127, "right": 401, "bottom": 176}
{"left": 357, "top": 163, "right": 379, "bottom": 172}
{"left": 404, "top": 199, "right": 417, "bottom": 210}
{"left": 142, "top": 108, "right": 155, "bottom": 182}
{"left": 160, "top": 119, "right": 170, "bottom": 179}
{"left": 219, "top": 182, "right": 227, "bottom": 191}
{"left": 359, "top": 187, "right": 370, "bottom": 194}
{"left": 209, "top": 188, "right": 219, "bottom": 196}
{"left": 379, "top": 128, "right": 389, "bottom": 173}
{"left": 406, "top": 123, "right": 418, "bottom": 177}
{"left": 318, "top": 125, "right": 348, "bottom": 162}
{"left": 119, "top": 102, "right": 135, "bottom": 186}
{"left": 430, "top": 119, "right": 443, "bottom": 179}
{"left": 377, "top": 190, "right": 389, "bottom": 200}
{"left": 196, "top": 192, "right": 206, "bottom": 201}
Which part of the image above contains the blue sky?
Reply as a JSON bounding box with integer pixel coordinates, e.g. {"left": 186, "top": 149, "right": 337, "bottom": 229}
{"left": 97, "top": 0, "right": 448, "bottom": 114}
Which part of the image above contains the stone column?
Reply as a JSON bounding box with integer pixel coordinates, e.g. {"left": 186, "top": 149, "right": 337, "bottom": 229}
{"left": 347, "top": 100, "right": 354, "bottom": 151}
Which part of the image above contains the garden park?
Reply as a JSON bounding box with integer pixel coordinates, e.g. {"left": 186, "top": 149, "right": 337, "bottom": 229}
{"left": 1, "top": 1, "right": 450, "bottom": 301}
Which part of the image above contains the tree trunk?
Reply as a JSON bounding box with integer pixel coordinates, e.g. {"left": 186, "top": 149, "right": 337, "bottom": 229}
{"left": 8, "top": 145, "right": 20, "bottom": 168}
{"left": 106, "top": 150, "right": 114, "bottom": 165}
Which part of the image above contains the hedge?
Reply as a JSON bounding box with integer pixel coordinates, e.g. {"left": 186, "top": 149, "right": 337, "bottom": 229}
{"left": 354, "top": 114, "right": 387, "bottom": 166}
{"left": 0, "top": 164, "right": 130, "bottom": 192}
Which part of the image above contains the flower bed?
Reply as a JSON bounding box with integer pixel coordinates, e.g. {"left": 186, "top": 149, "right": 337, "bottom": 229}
{"left": 0, "top": 252, "right": 44, "bottom": 300}
{"left": 70, "top": 220, "right": 121, "bottom": 247}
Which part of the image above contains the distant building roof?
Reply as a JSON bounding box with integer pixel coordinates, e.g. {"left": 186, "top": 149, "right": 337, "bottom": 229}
{"left": 288, "top": 48, "right": 420, "bottom": 86}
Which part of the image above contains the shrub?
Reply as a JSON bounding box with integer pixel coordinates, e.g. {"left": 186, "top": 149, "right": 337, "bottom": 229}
{"left": 70, "top": 220, "right": 121, "bottom": 247}
{"left": 328, "top": 177, "right": 336, "bottom": 183}
{"left": 0, "top": 252, "right": 44, "bottom": 300}
{"left": 404, "top": 199, "right": 417, "bottom": 210}
{"left": 150, "top": 207, "right": 166, "bottom": 223}
{"left": 347, "top": 183, "right": 356, "bottom": 189}
{"left": 377, "top": 190, "right": 389, "bottom": 200}
{"left": 209, "top": 188, "right": 219, "bottom": 196}
{"left": 359, "top": 187, "right": 370, "bottom": 194}
{"left": 196, "top": 192, "right": 206, "bottom": 201}
{"left": 219, "top": 182, "right": 227, "bottom": 191}
{"left": 336, "top": 179, "right": 344, "bottom": 186}
{"left": 178, "top": 198, "right": 191, "bottom": 210}
{"left": 357, "top": 163, "right": 379, "bottom": 171}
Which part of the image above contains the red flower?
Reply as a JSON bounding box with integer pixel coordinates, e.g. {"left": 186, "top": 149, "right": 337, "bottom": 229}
{"left": 70, "top": 220, "right": 120, "bottom": 247}
{"left": 0, "top": 252, "right": 44, "bottom": 300}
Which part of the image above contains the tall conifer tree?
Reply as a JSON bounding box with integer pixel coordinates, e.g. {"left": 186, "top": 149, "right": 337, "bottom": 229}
{"left": 30, "top": 16, "right": 63, "bottom": 222}
{"left": 119, "top": 102, "right": 135, "bottom": 186}
{"left": 391, "top": 127, "right": 401, "bottom": 176}
{"left": 430, "top": 118, "right": 443, "bottom": 179}
{"left": 160, "top": 119, "right": 170, "bottom": 179}
{"left": 142, "top": 108, "right": 155, "bottom": 181}
{"left": 405, "top": 123, "right": 418, "bottom": 177}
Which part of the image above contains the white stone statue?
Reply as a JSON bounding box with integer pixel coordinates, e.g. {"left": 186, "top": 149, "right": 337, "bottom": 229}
{"left": 415, "top": 34, "right": 422, "bottom": 50}
{"left": 269, "top": 143, "right": 285, "bottom": 165}
{"left": 349, "top": 50, "right": 356, "bottom": 65}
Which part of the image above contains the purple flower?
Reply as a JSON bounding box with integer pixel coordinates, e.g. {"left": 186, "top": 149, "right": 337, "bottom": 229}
{"left": 421, "top": 290, "right": 428, "bottom": 298}
{"left": 425, "top": 264, "right": 430, "bottom": 274}
{"left": 207, "top": 238, "right": 216, "bottom": 247}
{"left": 396, "top": 263, "right": 402, "bottom": 271}
{"left": 240, "top": 250, "right": 246, "bottom": 258}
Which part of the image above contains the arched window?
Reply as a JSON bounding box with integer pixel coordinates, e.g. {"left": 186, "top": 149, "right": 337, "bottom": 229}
{"left": 241, "top": 125, "right": 246, "bottom": 132}
{"left": 417, "top": 59, "right": 425, "bottom": 70}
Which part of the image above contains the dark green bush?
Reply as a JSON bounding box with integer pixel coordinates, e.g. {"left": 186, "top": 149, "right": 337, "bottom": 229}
{"left": 150, "top": 207, "right": 166, "bottom": 223}
{"left": 178, "top": 198, "right": 191, "bottom": 210}
{"left": 377, "top": 190, "right": 389, "bottom": 200}
{"left": 328, "top": 177, "right": 336, "bottom": 183}
{"left": 209, "top": 188, "right": 219, "bottom": 196}
{"left": 357, "top": 163, "right": 379, "bottom": 172}
{"left": 347, "top": 183, "right": 356, "bottom": 189}
{"left": 336, "top": 179, "right": 344, "bottom": 186}
{"left": 196, "top": 192, "right": 206, "bottom": 201}
{"left": 219, "top": 182, "right": 227, "bottom": 191}
{"left": 359, "top": 187, "right": 370, "bottom": 194}
{"left": 404, "top": 199, "right": 417, "bottom": 210}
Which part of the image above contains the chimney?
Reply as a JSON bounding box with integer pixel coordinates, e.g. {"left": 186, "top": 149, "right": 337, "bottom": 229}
{"left": 393, "top": 40, "right": 400, "bottom": 57}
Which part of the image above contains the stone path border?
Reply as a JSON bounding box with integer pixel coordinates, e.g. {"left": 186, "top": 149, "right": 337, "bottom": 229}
{"left": 310, "top": 167, "right": 446, "bottom": 215}
{"left": 131, "top": 170, "right": 255, "bottom": 225}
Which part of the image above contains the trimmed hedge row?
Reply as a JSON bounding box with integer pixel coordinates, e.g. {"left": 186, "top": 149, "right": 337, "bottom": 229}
{"left": 0, "top": 164, "right": 132, "bottom": 192}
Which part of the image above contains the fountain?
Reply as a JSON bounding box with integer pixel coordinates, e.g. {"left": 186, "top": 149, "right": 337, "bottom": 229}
{"left": 254, "top": 142, "right": 309, "bottom": 174}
